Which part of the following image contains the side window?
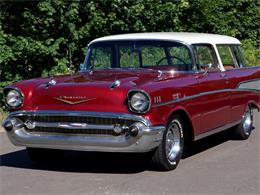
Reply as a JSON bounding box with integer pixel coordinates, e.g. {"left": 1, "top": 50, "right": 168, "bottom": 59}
{"left": 141, "top": 46, "right": 165, "bottom": 66}
{"left": 119, "top": 46, "right": 140, "bottom": 68}
{"left": 144, "top": 45, "right": 192, "bottom": 71}
{"left": 232, "top": 45, "right": 247, "bottom": 67}
{"left": 89, "top": 46, "right": 112, "bottom": 69}
{"left": 168, "top": 46, "right": 192, "bottom": 66}
{"left": 193, "top": 45, "right": 218, "bottom": 70}
{"left": 217, "top": 45, "right": 238, "bottom": 69}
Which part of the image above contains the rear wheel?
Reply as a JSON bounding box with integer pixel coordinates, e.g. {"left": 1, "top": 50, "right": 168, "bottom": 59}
{"left": 26, "top": 147, "right": 64, "bottom": 164}
{"left": 234, "top": 105, "right": 253, "bottom": 140}
{"left": 151, "top": 115, "right": 184, "bottom": 171}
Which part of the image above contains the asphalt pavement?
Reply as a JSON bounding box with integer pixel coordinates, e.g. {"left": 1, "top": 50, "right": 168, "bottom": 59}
{"left": 0, "top": 112, "right": 259, "bottom": 195}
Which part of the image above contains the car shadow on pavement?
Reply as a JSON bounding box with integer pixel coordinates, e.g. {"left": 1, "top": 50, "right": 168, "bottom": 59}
{"left": 0, "top": 128, "right": 238, "bottom": 173}
{"left": 0, "top": 149, "right": 151, "bottom": 173}
{"left": 182, "top": 128, "right": 238, "bottom": 158}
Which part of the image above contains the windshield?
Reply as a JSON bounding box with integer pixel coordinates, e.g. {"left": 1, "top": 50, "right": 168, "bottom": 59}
{"left": 85, "top": 40, "right": 194, "bottom": 71}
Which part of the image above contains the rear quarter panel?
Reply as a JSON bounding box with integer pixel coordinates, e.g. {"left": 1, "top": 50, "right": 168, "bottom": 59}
{"left": 225, "top": 67, "right": 260, "bottom": 121}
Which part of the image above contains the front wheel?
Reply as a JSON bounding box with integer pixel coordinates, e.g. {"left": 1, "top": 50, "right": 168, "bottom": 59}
{"left": 234, "top": 105, "right": 254, "bottom": 140}
{"left": 151, "top": 115, "right": 184, "bottom": 171}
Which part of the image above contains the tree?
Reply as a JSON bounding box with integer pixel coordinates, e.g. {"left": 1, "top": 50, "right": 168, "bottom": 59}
{"left": 0, "top": 0, "right": 259, "bottom": 110}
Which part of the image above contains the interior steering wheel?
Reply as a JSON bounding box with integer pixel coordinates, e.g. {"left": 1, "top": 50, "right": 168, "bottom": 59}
{"left": 156, "top": 56, "right": 187, "bottom": 66}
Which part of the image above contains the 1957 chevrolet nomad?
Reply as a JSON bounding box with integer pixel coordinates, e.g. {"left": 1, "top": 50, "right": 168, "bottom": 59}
{"left": 2, "top": 33, "right": 260, "bottom": 170}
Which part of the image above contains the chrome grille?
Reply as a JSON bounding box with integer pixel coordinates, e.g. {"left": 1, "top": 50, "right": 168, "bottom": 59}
{"left": 17, "top": 114, "right": 137, "bottom": 136}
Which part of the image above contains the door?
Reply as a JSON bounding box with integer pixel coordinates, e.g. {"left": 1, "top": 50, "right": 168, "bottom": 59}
{"left": 217, "top": 44, "right": 260, "bottom": 122}
{"left": 193, "top": 44, "right": 231, "bottom": 134}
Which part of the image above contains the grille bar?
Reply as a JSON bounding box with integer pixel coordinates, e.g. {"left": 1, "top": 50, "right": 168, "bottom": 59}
{"left": 33, "top": 121, "right": 116, "bottom": 130}
{"left": 26, "top": 127, "right": 124, "bottom": 136}
{"left": 20, "top": 115, "right": 133, "bottom": 126}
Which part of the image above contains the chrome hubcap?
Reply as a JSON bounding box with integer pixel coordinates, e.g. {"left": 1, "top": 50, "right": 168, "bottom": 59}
{"left": 242, "top": 108, "right": 252, "bottom": 135}
{"left": 165, "top": 122, "right": 181, "bottom": 164}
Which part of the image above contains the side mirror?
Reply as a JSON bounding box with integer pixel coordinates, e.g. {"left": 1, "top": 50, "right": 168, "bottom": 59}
{"left": 200, "top": 63, "right": 213, "bottom": 75}
{"left": 200, "top": 63, "right": 212, "bottom": 70}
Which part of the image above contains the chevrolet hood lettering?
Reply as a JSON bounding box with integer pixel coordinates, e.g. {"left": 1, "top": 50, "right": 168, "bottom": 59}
{"left": 54, "top": 97, "right": 96, "bottom": 105}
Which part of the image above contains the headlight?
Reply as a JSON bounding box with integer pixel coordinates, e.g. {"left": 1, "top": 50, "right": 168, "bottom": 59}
{"left": 5, "top": 89, "right": 23, "bottom": 108}
{"left": 128, "top": 90, "right": 151, "bottom": 113}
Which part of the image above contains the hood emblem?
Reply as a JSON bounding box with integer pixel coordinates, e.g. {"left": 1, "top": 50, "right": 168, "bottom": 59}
{"left": 46, "top": 78, "right": 57, "bottom": 88}
{"left": 54, "top": 96, "right": 96, "bottom": 105}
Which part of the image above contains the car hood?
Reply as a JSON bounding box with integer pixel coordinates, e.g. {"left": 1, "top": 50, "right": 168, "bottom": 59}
{"left": 10, "top": 69, "right": 192, "bottom": 113}
{"left": 11, "top": 69, "right": 169, "bottom": 112}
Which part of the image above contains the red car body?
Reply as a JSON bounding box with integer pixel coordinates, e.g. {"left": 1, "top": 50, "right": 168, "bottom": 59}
{"left": 2, "top": 33, "right": 260, "bottom": 170}
{"left": 8, "top": 68, "right": 260, "bottom": 137}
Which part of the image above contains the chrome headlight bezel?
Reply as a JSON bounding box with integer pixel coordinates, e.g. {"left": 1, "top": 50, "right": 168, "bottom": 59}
{"left": 4, "top": 88, "right": 24, "bottom": 109}
{"left": 127, "top": 90, "right": 151, "bottom": 114}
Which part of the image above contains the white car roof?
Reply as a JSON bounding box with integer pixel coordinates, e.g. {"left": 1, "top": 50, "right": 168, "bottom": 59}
{"left": 90, "top": 32, "right": 241, "bottom": 45}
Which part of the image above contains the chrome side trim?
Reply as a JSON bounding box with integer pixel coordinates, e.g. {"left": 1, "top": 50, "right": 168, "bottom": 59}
{"left": 152, "top": 88, "right": 260, "bottom": 108}
{"left": 236, "top": 88, "right": 260, "bottom": 93}
{"left": 153, "top": 89, "right": 231, "bottom": 108}
{"left": 194, "top": 120, "right": 240, "bottom": 141}
{"left": 237, "top": 78, "right": 260, "bottom": 92}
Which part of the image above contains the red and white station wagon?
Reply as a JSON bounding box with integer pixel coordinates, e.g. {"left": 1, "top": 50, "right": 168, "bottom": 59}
{"left": 2, "top": 33, "right": 260, "bottom": 170}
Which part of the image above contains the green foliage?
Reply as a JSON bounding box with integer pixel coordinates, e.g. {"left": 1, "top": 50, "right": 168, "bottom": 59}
{"left": 0, "top": 0, "right": 259, "bottom": 111}
{"left": 182, "top": 0, "right": 260, "bottom": 42}
{"left": 242, "top": 39, "right": 260, "bottom": 66}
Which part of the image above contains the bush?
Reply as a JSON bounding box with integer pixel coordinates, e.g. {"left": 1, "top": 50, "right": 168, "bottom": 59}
{"left": 0, "top": 0, "right": 259, "bottom": 111}
{"left": 242, "top": 40, "right": 260, "bottom": 66}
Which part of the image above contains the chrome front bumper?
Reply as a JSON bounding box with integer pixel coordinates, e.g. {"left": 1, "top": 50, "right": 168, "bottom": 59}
{"left": 3, "top": 110, "right": 165, "bottom": 153}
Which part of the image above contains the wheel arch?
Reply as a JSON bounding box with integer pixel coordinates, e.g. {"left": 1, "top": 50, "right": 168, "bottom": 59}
{"left": 167, "top": 108, "right": 195, "bottom": 142}
{"left": 247, "top": 100, "right": 260, "bottom": 111}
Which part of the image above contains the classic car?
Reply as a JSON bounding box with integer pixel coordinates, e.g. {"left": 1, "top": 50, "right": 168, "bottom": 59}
{"left": 2, "top": 32, "right": 260, "bottom": 170}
